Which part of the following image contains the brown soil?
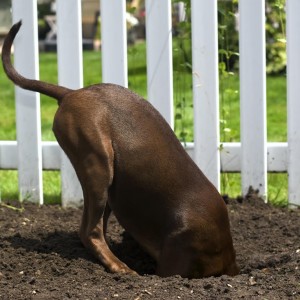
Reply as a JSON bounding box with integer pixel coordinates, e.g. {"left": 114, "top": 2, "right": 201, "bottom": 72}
{"left": 0, "top": 192, "right": 299, "bottom": 299}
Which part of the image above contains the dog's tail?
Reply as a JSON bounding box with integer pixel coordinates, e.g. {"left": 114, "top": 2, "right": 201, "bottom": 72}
{"left": 1, "top": 20, "right": 72, "bottom": 103}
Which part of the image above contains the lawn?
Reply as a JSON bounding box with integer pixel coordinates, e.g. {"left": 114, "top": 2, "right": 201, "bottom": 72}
{"left": 0, "top": 41, "right": 288, "bottom": 205}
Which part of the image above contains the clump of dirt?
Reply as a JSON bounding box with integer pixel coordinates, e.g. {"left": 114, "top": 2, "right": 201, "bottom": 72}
{"left": 0, "top": 194, "right": 299, "bottom": 299}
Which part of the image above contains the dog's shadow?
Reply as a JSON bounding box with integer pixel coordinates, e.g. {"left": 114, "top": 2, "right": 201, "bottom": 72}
{"left": 2, "top": 226, "right": 156, "bottom": 275}
{"left": 109, "top": 231, "right": 156, "bottom": 275}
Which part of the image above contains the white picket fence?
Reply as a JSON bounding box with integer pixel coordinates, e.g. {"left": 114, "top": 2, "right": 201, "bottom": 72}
{"left": 1, "top": 0, "right": 300, "bottom": 207}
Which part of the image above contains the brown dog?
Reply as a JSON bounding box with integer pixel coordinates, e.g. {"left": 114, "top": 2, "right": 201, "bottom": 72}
{"left": 2, "top": 21, "right": 239, "bottom": 278}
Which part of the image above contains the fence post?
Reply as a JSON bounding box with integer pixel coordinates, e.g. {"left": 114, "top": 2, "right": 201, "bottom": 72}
{"left": 12, "top": 0, "right": 43, "bottom": 204}
{"left": 239, "top": 0, "right": 267, "bottom": 199}
{"left": 101, "top": 0, "right": 128, "bottom": 87}
{"left": 191, "top": 0, "right": 220, "bottom": 189}
{"left": 145, "top": 0, "right": 174, "bottom": 128}
{"left": 287, "top": 0, "right": 300, "bottom": 207}
{"left": 56, "top": 0, "right": 84, "bottom": 206}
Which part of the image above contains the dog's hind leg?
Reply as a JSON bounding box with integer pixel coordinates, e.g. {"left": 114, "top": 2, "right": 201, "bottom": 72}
{"left": 76, "top": 144, "right": 135, "bottom": 274}
{"left": 54, "top": 115, "right": 135, "bottom": 274}
{"left": 52, "top": 100, "right": 137, "bottom": 274}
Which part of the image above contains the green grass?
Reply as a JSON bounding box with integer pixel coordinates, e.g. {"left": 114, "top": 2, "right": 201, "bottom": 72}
{"left": 0, "top": 41, "right": 289, "bottom": 205}
{"left": 0, "top": 170, "right": 61, "bottom": 204}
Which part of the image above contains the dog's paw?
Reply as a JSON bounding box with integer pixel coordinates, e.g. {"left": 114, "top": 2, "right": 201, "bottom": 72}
{"left": 108, "top": 262, "right": 138, "bottom": 275}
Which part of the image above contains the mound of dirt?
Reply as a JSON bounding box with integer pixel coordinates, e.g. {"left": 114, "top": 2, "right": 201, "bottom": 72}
{"left": 0, "top": 193, "right": 299, "bottom": 299}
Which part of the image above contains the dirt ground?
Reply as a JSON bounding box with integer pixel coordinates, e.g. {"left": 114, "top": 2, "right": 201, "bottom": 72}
{"left": 0, "top": 191, "right": 299, "bottom": 299}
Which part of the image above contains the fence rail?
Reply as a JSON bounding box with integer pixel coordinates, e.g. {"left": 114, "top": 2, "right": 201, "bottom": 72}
{"left": 1, "top": 0, "right": 300, "bottom": 207}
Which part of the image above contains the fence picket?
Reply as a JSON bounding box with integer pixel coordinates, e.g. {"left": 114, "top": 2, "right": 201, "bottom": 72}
{"left": 145, "top": 0, "right": 173, "bottom": 128}
{"left": 11, "top": 0, "right": 43, "bottom": 204}
{"left": 191, "top": 0, "right": 220, "bottom": 189}
{"left": 239, "top": 0, "right": 267, "bottom": 199}
{"left": 56, "top": 0, "right": 84, "bottom": 206}
{"left": 287, "top": 0, "right": 300, "bottom": 207}
{"left": 101, "top": 0, "right": 128, "bottom": 87}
